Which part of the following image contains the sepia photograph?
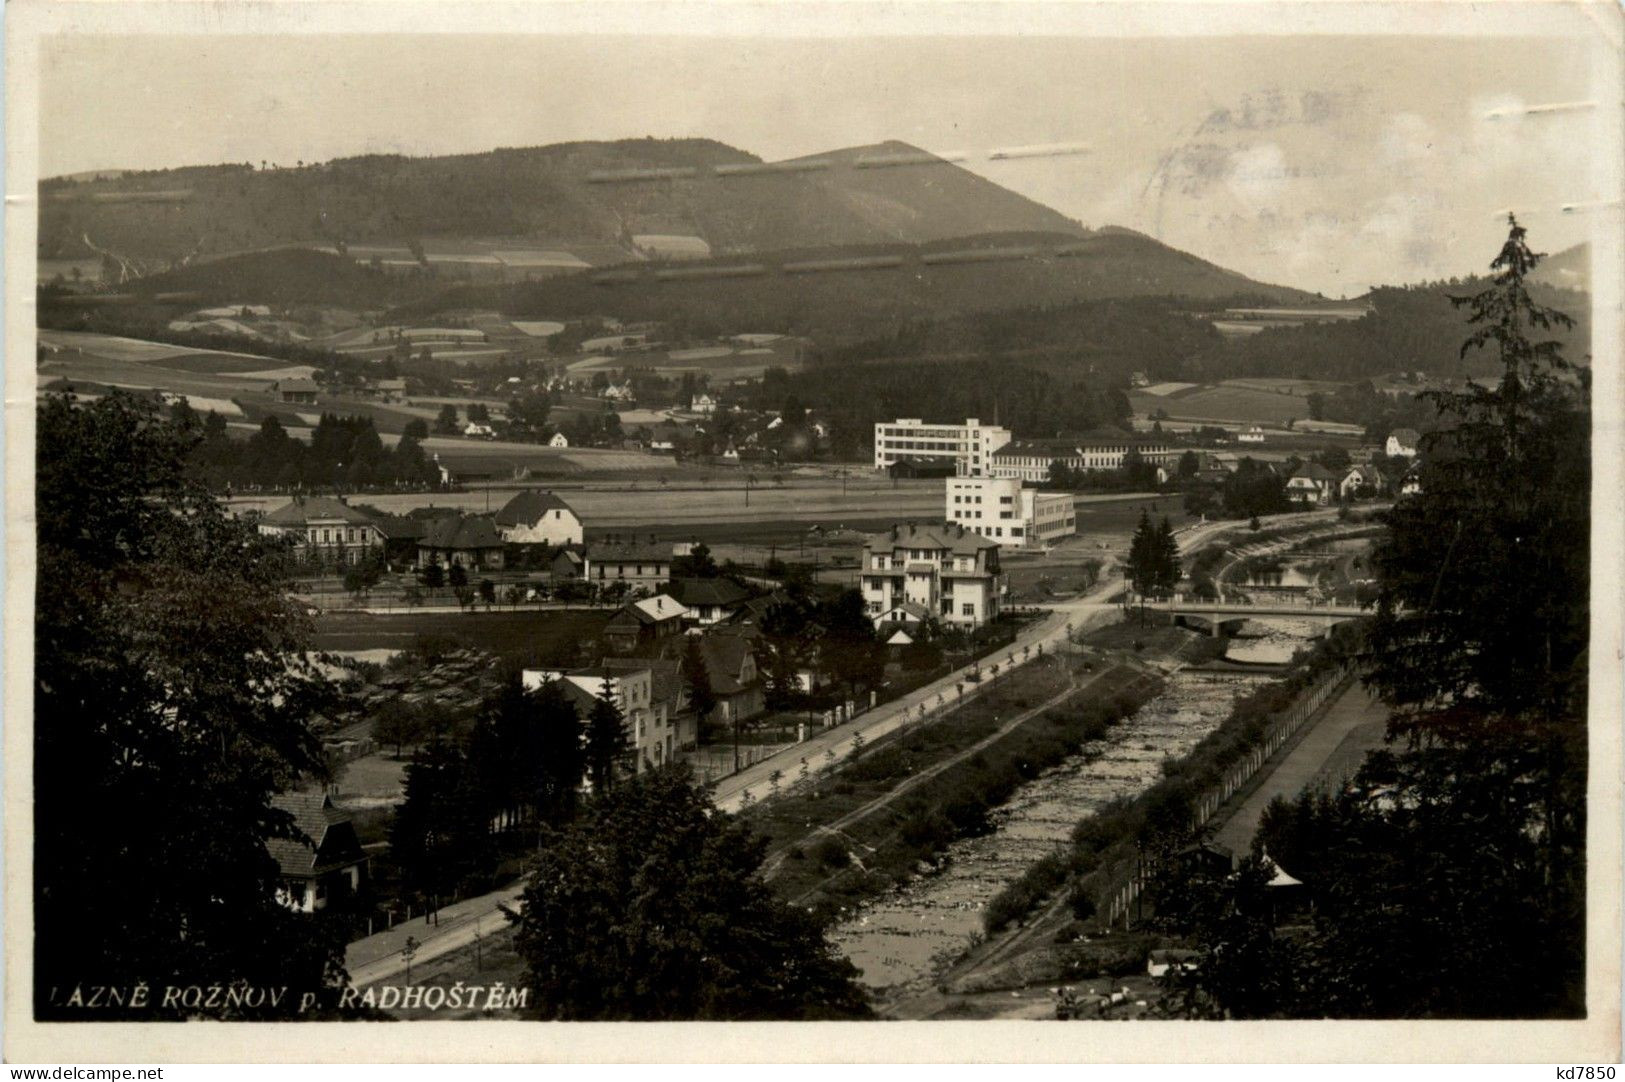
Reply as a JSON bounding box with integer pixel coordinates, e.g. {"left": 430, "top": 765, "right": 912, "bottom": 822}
{"left": 4, "top": 0, "right": 1621, "bottom": 1065}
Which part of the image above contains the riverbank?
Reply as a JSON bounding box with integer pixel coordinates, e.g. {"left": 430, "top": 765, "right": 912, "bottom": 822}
{"left": 826, "top": 664, "right": 1274, "bottom": 1004}
{"left": 742, "top": 652, "right": 1166, "bottom": 923}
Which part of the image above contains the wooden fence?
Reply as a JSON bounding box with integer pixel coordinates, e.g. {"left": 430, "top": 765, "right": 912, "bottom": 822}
{"left": 1104, "top": 664, "right": 1354, "bottom": 929}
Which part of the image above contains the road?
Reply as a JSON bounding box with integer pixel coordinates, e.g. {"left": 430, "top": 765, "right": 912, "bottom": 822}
{"left": 1212, "top": 679, "right": 1388, "bottom": 855}
{"left": 345, "top": 882, "right": 527, "bottom": 988}
{"left": 335, "top": 506, "right": 1343, "bottom": 987}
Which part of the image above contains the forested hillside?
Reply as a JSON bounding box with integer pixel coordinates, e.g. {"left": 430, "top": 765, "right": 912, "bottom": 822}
{"left": 747, "top": 360, "right": 1133, "bottom": 459}
{"left": 1190, "top": 281, "right": 1593, "bottom": 382}
{"left": 420, "top": 230, "right": 1311, "bottom": 344}
{"left": 39, "top": 138, "right": 1087, "bottom": 266}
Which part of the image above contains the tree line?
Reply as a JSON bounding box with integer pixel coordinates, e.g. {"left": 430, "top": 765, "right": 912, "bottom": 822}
{"left": 179, "top": 408, "right": 440, "bottom": 492}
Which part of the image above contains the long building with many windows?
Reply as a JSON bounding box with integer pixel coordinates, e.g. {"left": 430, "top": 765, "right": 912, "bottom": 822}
{"left": 872, "top": 417, "right": 1012, "bottom": 476}
{"left": 256, "top": 496, "right": 384, "bottom": 565}
{"left": 989, "top": 433, "right": 1179, "bottom": 483}
{"left": 945, "top": 475, "right": 1075, "bottom": 549}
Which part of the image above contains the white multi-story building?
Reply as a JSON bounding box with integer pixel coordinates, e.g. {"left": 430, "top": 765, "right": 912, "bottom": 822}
{"left": 945, "top": 476, "right": 1076, "bottom": 549}
{"left": 521, "top": 664, "right": 676, "bottom": 771}
{"left": 872, "top": 417, "right": 1012, "bottom": 476}
{"left": 859, "top": 522, "right": 1004, "bottom": 627}
{"left": 988, "top": 434, "right": 1179, "bottom": 483}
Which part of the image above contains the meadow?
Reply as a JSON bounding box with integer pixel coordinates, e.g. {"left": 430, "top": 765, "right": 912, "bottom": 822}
{"left": 1131, "top": 380, "right": 1319, "bottom": 426}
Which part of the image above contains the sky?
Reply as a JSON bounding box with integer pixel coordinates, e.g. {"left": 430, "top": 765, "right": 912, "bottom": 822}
{"left": 39, "top": 26, "right": 1608, "bottom": 298}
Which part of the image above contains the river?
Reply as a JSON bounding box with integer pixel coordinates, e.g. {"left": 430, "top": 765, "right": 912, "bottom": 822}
{"left": 825, "top": 666, "right": 1281, "bottom": 1000}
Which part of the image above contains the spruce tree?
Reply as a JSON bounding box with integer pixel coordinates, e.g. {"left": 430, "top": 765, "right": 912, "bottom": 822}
{"left": 1154, "top": 517, "right": 1182, "bottom": 595}
{"left": 1126, "top": 509, "right": 1157, "bottom": 597}
{"left": 585, "top": 678, "right": 627, "bottom": 794}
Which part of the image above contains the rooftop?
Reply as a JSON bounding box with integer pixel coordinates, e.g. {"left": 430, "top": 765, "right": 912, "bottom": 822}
{"left": 866, "top": 521, "right": 999, "bottom": 557}
{"left": 494, "top": 489, "right": 578, "bottom": 527}
{"left": 260, "top": 496, "right": 376, "bottom": 528}
{"left": 420, "top": 514, "right": 504, "bottom": 551}
{"left": 266, "top": 791, "right": 361, "bottom": 878}
{"left": 592, "top": 542, "right": 674, "bottom": 563}
{"left": 668, "top": 577, "right": 752, "bottom": 608}
{"left": 1291, "top": 463, "right": 1340, "bottom": 482}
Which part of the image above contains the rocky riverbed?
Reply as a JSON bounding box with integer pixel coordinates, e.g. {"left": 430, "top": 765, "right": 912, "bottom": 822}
{"left": 825, "top": 666, "right": 1280, "bottom": 1001}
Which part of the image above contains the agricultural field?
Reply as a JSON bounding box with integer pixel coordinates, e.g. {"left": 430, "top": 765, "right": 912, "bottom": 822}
{"left": 231, "top": 474, "right": 946, "bottom": 533}
{"left": 40, "top": 349, "right": 270, "bottom": 411}
{"left": 563, "top": 335, "right": 803, "bottom": 379}
{"left": 509, "top": 320, "right": 565, "bottom": 338}
{"left": 38, "top": 329, "right": 267, "bottom": 363}
{"left": 1130, "top": 380, "right": 1317, "bottom": 426}
{"left": 38, "top": 328, "right": 316, "bottom": 396}
{"left": 1221, "top": 377, "right": 1348, "bottom": 396}
{"left": 316, "top": 239, "right": 595, "bottom": 273}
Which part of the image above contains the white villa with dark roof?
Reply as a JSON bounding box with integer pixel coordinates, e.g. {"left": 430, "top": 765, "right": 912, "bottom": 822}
{"left": 1286, "top": 462, "right": 1340, "bottom": 505}
{"left": 859, "top": 522, "right": 1004, "bottom": 628}
{"left": 494, "top": 490, "right": 583, "bottom": 545}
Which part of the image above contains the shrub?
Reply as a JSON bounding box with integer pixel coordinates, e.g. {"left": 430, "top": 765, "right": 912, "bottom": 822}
{"left": 812, "top": 838, "right": 850, "bottom": 868}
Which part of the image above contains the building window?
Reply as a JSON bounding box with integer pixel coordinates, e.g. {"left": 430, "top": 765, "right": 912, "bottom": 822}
{"left": 962, "top": 603, "right": 975, "bottom": 617}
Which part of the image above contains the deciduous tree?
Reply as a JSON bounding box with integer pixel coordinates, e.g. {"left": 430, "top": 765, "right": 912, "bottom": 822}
{"left": 35, "top": 391, "right": 348, "bottom": 1018}
{"left": 511, "top": 767, "right": 870, "bottom": 1020}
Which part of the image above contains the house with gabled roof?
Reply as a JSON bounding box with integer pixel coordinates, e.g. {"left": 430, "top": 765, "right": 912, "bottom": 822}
{"left": 268, "top": 792, "right": 368, "bottom": 913}
{"left": 588, "top": 540, "right": 674, "bottom": 592}
{"left": 1340, "top": 464, "right": 1385, "bottom": 500}
{"left": 696, "top": 630, "right": 766, "bottom": 729}
{"left": 495, "top": 490, "right": 582, "bottom": 545}
{"left": 667, "top": 577, "right": 752, "bottom": 625}
{"left": 417, "top": 513, "right": 506, "bottom": 570}
{"left": 275, "top": 378, "right": 319, "bottom": 405}
{"left": 523, "top": 662, "right": 677, "bottom": 773}
{"left": 602, "top": 594, "right": 688, "bottom": 653}
{"left": 1286, "top": 463, "right": 1339, "bottom": 506}
{"left": 1386, "top": 428, "right": 1421, "bottom": 458}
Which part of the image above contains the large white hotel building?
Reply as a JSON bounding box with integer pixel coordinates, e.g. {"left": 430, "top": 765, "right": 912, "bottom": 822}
{"left": 872, "top": 417, "right": 1013, "bottom": 476}
{"left": 945, "top": 475, "right": 1076, "bottom": 550}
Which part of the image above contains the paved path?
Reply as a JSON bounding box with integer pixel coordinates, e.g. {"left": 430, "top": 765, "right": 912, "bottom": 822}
{"left": 1212, "top": 679, "right": 1388, "bottom": 855}
{"left": 344, "top": 883, "right": 526, "bottom": 987}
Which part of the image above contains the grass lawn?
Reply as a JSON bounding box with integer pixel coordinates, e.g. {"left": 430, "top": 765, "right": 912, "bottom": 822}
{"left": 334, "top": 752, "right": 408, "bottom": 808}
{"left": 311, "top": 608, "right": 610, "bottom": 665}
